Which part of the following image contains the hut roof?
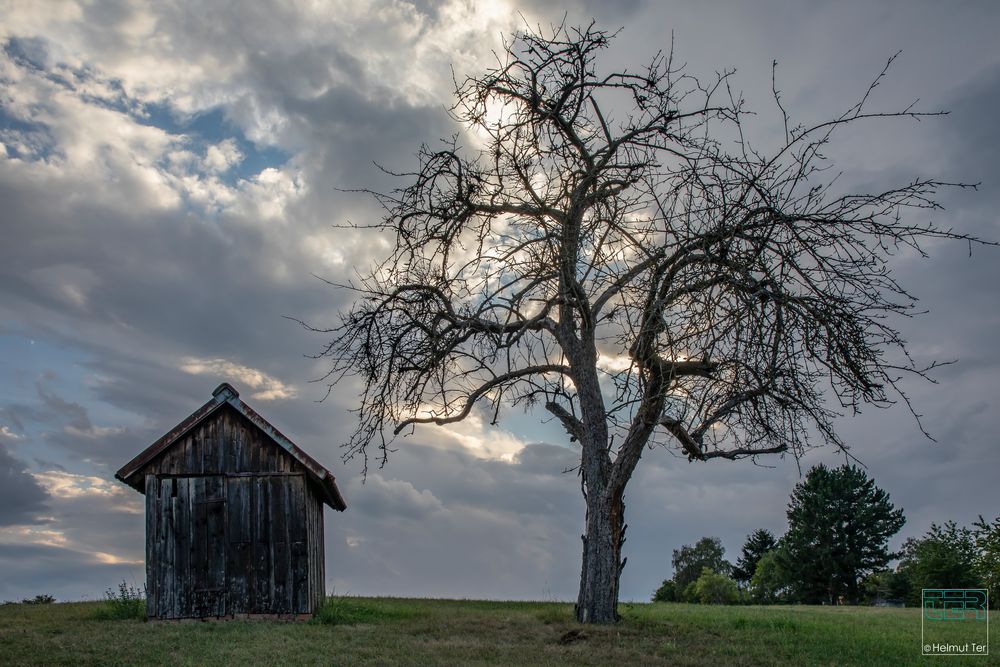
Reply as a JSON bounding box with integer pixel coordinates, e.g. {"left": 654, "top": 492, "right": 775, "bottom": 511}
{"left": 115, "top": 382, "right": 346, "bottom": 511}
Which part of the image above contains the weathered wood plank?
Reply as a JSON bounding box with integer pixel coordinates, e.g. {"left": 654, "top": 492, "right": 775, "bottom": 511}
{"left": 291, "top": 540, "right": 307, "bottom": 613}
{"left": 160, "top": 477, "right": 175, "bottom": 618}
{"left": 144, "top": 475, "right": 157, "bottom": 618}
{"left": 317, "top": 496, "right": 326, "bottom": 608}
{"left": 306, "top": 490, "right": 326, "bottom": 610}
{"left": 225, "top": 476, "right": 251, "bottom": 614}
{"left": 253, "top": 476, "right": 271, "bottom": 612}
{"left": 206, "top": 481, "right": 226, "bottom": 616}
{"left": 270, "top": 476, "right": 289, "bottom": 613}
{"left": 193, "top": 478, "right": 208, "bottom": 594}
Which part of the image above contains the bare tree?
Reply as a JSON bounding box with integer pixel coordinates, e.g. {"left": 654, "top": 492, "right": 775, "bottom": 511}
{"left": 302, "top": 23, "right": 982, "bottom": 623}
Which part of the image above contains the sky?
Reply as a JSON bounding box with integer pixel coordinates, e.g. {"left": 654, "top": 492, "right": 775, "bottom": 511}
{"left": 1, "top": 0, "right": 999, "bottom": 604}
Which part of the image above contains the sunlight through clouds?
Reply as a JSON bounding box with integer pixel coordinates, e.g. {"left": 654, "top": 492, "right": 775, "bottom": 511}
{"left": 179, "top": 357, "right": 298, "bottom": 400}
{"left": 0, "top": 525, "right": 68, "bottom": 548}
{"left": 31, "top": 471, "right": 132, "bottom": 502}
{"left": 92, "top": 550, "right": 143, "bottom": 565}
{"left": 435, "top": 411, "right": 529, "bottom": 462}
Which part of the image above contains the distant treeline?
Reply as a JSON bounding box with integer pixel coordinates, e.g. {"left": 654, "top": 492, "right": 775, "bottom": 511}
{"left": 652, "top": 464, "right": 999, "bottom": 608}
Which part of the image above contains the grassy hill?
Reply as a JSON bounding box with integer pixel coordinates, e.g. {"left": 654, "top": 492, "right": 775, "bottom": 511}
{"left": 0, "top": 597, "right": 993, "bottom": 665}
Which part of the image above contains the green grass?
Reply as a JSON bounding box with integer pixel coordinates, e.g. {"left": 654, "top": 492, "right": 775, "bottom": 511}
{"left": 0, "top": 598, "right": 995, "bottom": 665}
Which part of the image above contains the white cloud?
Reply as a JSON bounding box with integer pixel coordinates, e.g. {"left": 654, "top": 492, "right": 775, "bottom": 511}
{"left": 61, "top": 424, "right": 127, "bottom": 440}
{"left": 32, "top": 470, "right": 130, "bottom": 501}
{"left": 92, "top": 550, "right": 142, "bottom": 565}
{"left": 428, "top": 410, "right": 529, "bottom": 462}
{"left": 597, "top": 354, "right": 633, "bottom": 373}
{"left": 202, "top": 138, "right": 243, "bottom": 173}
{"left": 179, "top": 356, "right": 298, "bottom": 400}
{"left": 0, "top": 525, "right": 68, "bottom": 548}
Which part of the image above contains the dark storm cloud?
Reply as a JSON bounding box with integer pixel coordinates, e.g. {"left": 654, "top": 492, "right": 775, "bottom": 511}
{"left": 45, "top": 426, "right": 154, "bottom": 469}
{"left": 937, "top": 64, "right": 1000, "bottom": 227}
{"left": 0, "top": 443, "right": 49, "bottom": 526}
{"left": 0, "top": 378, "right": 155, "bottom": 468}
{"left": 326, "top": 441, "right": 586, "bottom": 599}
{"left": 815, "top": 60, "right": 1000, "bottom": 542}
{"left": 323, "top": 437, "right": 806, "bottom": 601}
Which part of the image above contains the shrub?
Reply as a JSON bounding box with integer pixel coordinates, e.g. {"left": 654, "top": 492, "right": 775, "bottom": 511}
{"left": 693, "top": 568, "right": 740, "bottom": 605}
{"left": 94, "top": 580, "right": 146, "bottom": 621}
{"left": 751, "top": 549, "right": 791, "bottom": 604}
{"left": 21, "top": 594, "right": 56, "bottom": 605}
{"left": 651, "top": 579, "right": 678, "bottom": 602}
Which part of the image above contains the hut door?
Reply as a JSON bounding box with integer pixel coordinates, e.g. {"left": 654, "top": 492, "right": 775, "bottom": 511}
{"left": 190, "top": 476, "right": 227, "bottom": 617}
{"left": 150, "top": 476, "right": 227, "bottom": 618}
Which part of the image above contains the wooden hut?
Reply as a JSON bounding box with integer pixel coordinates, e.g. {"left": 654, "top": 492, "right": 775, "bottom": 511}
{"left": 115, "top": 382, "right": 346, "bottom": 620}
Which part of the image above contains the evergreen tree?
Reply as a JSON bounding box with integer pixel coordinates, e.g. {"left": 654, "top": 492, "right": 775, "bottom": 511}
{"left": 781, "top": 464, "right": 905, "bottom": 604}
{"left": 733, "top": 529, "right": 778, "bottom": 587}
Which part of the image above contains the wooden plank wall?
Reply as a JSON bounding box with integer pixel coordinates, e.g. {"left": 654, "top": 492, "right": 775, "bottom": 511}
{"left": 145, "top": 407, "right": 300, "bottom": 477}
{"left": 305, "top": 488, "right": 326, "bottom": 609}
{"left": 226, "top": 476, "right": 252, "bottom": 613}
{"left": 142, "top": 407, "right": 325, "bottom": 618}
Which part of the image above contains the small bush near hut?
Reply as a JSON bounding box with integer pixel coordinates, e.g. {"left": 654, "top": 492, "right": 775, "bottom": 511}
{"left": 94, "top": 581, "right": 145, "bottom": 621}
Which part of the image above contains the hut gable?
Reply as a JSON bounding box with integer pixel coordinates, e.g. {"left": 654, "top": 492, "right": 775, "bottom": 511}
{"left": 116, "top": 383, "right": 346, "bottom": 511}
{"left": 115, "top": 383, "right": 345, "bottom": 620}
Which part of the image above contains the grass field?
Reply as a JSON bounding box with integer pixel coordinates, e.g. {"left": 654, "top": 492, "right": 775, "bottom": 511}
{"left": 0, "top": 597, "right": 994, "bottom": 666}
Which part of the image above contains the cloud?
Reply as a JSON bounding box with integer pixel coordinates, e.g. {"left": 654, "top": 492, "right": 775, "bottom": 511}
{"left": 32, "top": 470, "right": 136, "bottom": 503}
{"left": 423, "top": 409, "right": 531, "bottom": 462}
{"left": 0, "top": 543, "right": 144, "bottom": 602}
{"left": 202, "top": 138, "right": 243, "bottom": 173}
{"left": 0, "top": 462, "right": 146, "bottom": 601}
{"left": 179, "top": 356, "right": 298, "bottom": 400}
{"left": 0, "top": 444, "right": 49, "bottom": 526}
{"left": 0, "top": 378, "right": 153, "bottom": 468}
{"left": 326, "top": 440, "right": 584, "bottom": 599}
{"left": 345, "top": 474, "right": 445, "bottom": 521}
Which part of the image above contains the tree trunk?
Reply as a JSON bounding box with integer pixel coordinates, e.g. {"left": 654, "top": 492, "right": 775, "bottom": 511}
{"left": 565, "top": 329, "right": 627, "bottom": 624}
{"left": 575, "top": 485, "right": 625, "bottom": 623}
